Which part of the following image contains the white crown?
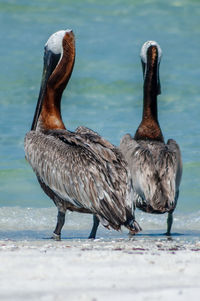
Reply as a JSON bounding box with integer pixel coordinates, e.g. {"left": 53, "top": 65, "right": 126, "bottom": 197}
{"left": 45, "top": 29, "right": 72, "bottom": 54}
{"left": 140, "top": 41, "right": 162, "bottom": 63}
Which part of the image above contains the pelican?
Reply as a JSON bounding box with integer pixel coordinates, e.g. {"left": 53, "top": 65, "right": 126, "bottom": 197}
{"left": 24, "top": 30, "right": 141, "bottom": 240}
{"left": 120, "top": 41, "right": 182, "bottom": 235}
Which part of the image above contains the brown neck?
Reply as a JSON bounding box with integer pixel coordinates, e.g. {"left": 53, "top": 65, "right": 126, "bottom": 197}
{"left": 38, "top": 33, "right": 75, "bottom": 131}
{"left": 135, "top": 46, "right": 164, "bottom": 142}
{"left": 39, "top": 89, "right": 66, "bottom": 130}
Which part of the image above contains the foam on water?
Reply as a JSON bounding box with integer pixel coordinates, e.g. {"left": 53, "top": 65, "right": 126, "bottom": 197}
{"left": 0, "top": 207, "right": 199, "bottom": 241}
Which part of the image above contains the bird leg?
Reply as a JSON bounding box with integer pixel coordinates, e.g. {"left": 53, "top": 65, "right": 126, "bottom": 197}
{"left": 166, "top": 212, "right": 173, "bottom": 235}
{"left": 88, "top": 215, "right": 100, "bottom": 239}
{"left": 52, "top": 211, "right": 66, "bottom": 241}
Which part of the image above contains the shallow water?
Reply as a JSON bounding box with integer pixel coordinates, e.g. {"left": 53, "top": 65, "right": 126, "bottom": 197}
{"left": 0, "top": 0, "right": 200, "bottom": 237}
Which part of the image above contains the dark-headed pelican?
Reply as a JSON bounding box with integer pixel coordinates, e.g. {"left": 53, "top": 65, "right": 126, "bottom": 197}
{"left": 120, "top": 41, "right": 182, "bottom": 235}
{"left": 24, "top": 30, "right": 141, "bottom": 240}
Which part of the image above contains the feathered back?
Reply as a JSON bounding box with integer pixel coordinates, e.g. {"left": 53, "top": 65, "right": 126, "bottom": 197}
{"left": 25, "top": 128, "right": 134, "bottom": 229}
{"left": 120, "top": 134, "right": 182, "bottom": 213}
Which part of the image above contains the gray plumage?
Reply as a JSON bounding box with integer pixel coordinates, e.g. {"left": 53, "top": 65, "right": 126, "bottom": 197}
{"left": 25, "top": 126, "right": 140, "bottom": 235}
{"left": 119, "top": 41, "right": 182, "bottom": 234}
{"left": 24, "top": 30, "right": 141, "bottom": 239}
{"left": 120, "top": 136, "right": 182, "bottom": 214}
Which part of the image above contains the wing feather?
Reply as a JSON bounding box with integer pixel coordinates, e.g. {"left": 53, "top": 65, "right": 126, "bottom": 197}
{"left": 120, "top": 134, "right": 182, "bottom": 213}
{"left": 25, "top": 129, "right": 133, "bottom": 229}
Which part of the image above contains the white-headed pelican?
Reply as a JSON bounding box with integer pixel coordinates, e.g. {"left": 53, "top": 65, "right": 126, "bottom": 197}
{"left": 120, "top": 41, "right": 182, "bottom": 235}
{"left": 24, "top": 30, "right": 141, "bottom": 239}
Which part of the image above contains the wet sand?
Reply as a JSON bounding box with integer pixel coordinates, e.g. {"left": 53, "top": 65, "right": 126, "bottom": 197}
{"left": 0, "top": 232, "right": 200, "bottom": 301}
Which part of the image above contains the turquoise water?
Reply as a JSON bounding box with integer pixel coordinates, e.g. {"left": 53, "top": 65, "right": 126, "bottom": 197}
{"left": 0, "top": 0, "right": 200, "bottom": 235}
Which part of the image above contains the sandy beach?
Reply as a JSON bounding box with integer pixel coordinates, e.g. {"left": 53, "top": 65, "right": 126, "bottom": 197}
{"left": 0, "top": 232, "right": 200, "bottom": 301}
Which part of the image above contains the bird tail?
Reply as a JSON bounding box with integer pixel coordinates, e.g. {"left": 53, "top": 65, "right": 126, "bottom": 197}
{"left": 124, "top": 219, "right": 142, "bottom": 234}
{"left": 124, "top": 208, "right": 142, "bottom": 234}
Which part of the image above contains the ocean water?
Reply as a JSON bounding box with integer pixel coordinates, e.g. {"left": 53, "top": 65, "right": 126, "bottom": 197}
{"left": 0, "top": 0, "right": 200, "bottom": 239}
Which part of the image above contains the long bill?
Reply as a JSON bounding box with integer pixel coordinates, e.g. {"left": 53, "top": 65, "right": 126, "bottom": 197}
{"left": 31, "top": 48, "right": 61, "bottom": 131}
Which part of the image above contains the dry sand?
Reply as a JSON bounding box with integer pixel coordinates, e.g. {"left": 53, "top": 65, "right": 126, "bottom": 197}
{"left": 0, "top": 234, "right": 200, "bottom": 301}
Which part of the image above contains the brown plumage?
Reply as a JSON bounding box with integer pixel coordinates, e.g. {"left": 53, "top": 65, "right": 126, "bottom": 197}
{"left": 120, "top": 41, "right": 182, "bottom": 235}
{"left": 24, "top": 30, "right": 141, "bottom": 240}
